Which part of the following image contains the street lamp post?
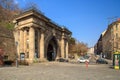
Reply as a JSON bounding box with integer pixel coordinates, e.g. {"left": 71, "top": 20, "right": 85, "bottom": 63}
{"left": 15, "top": 41, "right": 18, "bottom": 67}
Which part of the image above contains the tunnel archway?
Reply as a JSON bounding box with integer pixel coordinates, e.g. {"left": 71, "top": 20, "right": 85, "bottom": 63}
{"left": 47, "top": 37, "right": 58, "bottom": 61}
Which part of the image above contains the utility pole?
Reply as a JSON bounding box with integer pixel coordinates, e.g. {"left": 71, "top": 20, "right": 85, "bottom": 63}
{"left": 15, "top": 41, "right": 18, "bottom": 67}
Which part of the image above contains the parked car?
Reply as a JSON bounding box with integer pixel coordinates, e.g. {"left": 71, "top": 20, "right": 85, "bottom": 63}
{"left": 96, "top": 58, "right": 108, "bottom": 64}
{"left": 77, "top": 57, "right": 89, "bottom": 63}
{"left": 57, "top": 58, "right": 69, "bottom": 62}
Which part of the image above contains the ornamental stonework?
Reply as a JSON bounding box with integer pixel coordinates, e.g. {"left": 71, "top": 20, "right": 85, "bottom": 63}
{"left": 13, "top": 9, "right": 71, "bottom": 64}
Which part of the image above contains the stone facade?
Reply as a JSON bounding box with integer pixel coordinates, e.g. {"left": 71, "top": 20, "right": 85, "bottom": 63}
{"left": 102, "top": 28, "right": 112, "bottom": 59}
{"left": 96, "top": 20, "right": 120, "bottom": 59}
{"left": 96, "top": 34, "right": 103, "bottom": 55}
{"left": 13, "top": 9, "right": 71, "bottom": 63}
{"left": 0, "top": 26, "right": 16, "bottom": 61}
{"left": 94, "top": 31, "right": 105, "bottom": 55}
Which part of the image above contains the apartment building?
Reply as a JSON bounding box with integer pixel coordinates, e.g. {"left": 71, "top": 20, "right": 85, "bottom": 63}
{"left": 96, "top": 20, "right": 120, "bottom": 59}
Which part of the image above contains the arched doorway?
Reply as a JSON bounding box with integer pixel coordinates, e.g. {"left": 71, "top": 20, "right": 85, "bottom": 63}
{"left": 47, "top": 37, "right": 58, "bottom": 61}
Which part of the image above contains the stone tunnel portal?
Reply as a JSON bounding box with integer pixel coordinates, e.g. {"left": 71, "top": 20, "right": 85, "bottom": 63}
{"left": 47, "top": 37, "right": 57, "bottom": 61}
{"left": 13, "top": 9, "right": 71, "bottom": 63}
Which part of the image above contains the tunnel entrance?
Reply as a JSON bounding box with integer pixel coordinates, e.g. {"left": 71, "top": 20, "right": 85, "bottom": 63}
{"left": 47, "top": 37, "right": 57, "bottom": 61}
{"left": 47, "top": 44, "right": 54, "bottom": 61}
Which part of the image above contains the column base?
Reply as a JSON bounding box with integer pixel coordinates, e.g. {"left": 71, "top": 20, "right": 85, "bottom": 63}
{"left": 39, "top": 58, "right": 48, "bottom": 62}
{"left": 26, "top": 59, "right": 34, "bottom": 64}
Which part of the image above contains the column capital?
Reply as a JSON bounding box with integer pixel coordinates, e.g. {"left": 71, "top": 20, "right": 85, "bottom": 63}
{"left": 23, "top": 27, "right": 29, "bottom": 31}
{"left": 40, "top": 28, "right": 45, "bottom": 33}
{"left": 29, "top": 26, "right": 35, "bottom": 29}
{"left": 19, "top": 28, "right": 24, "bottom": 31}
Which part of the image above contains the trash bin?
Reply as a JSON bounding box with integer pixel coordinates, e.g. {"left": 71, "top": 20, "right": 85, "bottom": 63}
{"left": 113, "top": 51, "right": 120, "bottom": 70}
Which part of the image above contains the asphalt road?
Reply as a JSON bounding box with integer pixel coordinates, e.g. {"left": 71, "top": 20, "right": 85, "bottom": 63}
{"left": 0, "top": 62, "right": 120, "bottom": 80}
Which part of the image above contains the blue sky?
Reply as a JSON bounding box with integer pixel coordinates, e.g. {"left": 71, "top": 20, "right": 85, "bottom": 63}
{"left": 15, "top": 0, "right": 120, "bottom": 47}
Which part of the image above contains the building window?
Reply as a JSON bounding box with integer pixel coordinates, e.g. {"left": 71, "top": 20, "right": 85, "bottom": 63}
{"left": 3, "top": 55, "right": 8, "bottom": 60}
{"left": 20, "top": 53, "right": 25, "bottom": 60}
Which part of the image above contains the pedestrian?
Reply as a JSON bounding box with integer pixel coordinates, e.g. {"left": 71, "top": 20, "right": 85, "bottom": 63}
{"left": 85, "top": 61, "right": 89, "bottom": 68}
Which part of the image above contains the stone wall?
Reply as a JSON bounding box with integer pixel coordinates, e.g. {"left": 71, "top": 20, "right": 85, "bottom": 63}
{"left": 0, "top": 26, "right": 16, "bottom": 62}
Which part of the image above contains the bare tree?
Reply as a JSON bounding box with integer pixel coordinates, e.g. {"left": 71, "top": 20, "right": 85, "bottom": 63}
{"left": 0, "top": 0, "right": 20, "bottom": 30}
{"left": 0, "top": 0, "right": 20, "bottom": 22}
{"left": 68, "top": 37, "right": 88, "bottom": 56}
{"left": 0, "top": 0, "right": 19, "bottom": 10}
{"left": 77, "top": 42, "right": 88, "bottom": 56}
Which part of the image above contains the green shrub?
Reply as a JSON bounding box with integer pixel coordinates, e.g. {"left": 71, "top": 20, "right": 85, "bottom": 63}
{"left": 6, "top": 23, "right": 14, "bottom": 29}
{"left": 33, "top": 58, "right": 40, "bottom": 63}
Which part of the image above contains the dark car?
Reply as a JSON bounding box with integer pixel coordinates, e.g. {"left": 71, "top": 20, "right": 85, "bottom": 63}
{"left": 57, "top": 58, "right": 69, "bottom": 62}
{"left": 96, "top": 58, "right": 108, "bottom": 64}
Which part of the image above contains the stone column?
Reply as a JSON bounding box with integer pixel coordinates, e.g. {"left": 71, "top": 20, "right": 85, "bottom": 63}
{"left": 29, "top": 27, "right": 35, "bottom": 63}
{"left": 20, "top": 29, "right": 24, "bottom": 53}
{"left": 56, "top": 39, "right": 60, "bottom": 59}
{"left": 24, "top": 29, "right": 27, "bottom": 54}
{"left": 17, "top": 31, "right": 20, "bottom": 59}
{"left": 61, "top": 34, "right": 65, "bottom": 58}
{"left": 40, "top": 31, "right": 45, "bottom": 61}
{"left": 66, "top": 41, "right": 68, "bottom": 59}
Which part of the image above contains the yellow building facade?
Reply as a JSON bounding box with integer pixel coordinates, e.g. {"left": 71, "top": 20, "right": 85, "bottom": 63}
{"left": 102, "top": 20, "right": 120, "bottom": 59}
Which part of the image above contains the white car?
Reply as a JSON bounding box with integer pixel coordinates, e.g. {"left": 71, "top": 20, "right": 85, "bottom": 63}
{"left": 77, "top": 57, "right": 89, "bottom": 63}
